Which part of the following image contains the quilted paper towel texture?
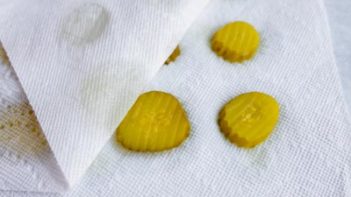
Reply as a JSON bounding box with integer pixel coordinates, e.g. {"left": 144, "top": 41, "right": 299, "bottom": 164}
{"left": 0, "top": 47, "right": 67, "bottom": 192}
{"left": 0, "top": 0, "right": 210, "bottom": 186}
{"left": 1, "top": 0, "right": 351, "bottom": 196}
{"left": 60, "top": 0, "right": 351, "bottom": 196}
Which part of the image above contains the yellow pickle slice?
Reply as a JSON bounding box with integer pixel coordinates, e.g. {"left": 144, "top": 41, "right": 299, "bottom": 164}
{"left": 218, "top": 92, "right": 279, "bottom": 148}
{"left": 211, "top": 21, "right": 260, "bottom": 63}
{"left": 165, "top": 46, "right": 181, "bottom": 65}
{"left": 0, "top": 44, "right": 9, "bottom": 65}
{"left": 116, "top": 91, "right": 190, "bottom": 152}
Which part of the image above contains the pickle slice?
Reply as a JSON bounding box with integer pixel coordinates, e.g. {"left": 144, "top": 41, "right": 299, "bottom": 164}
{"left": 211, "top": 21, "right": 260, "bottom": 63}
{"left": 218, "top": 92, "right": 279, "bottom": 148}
{"left": 0, "top": 45, "right": 9, "bottom": 65}
{"left": 165, "top": 46, "right": 181, "bottom": 65}
{"left": 117, "top": 91, "right": 190, "bottom": 152}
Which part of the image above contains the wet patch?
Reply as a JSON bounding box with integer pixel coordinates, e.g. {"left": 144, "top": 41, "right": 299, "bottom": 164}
{"left": 61, "top": 3, "right": 109, "bottom": 46}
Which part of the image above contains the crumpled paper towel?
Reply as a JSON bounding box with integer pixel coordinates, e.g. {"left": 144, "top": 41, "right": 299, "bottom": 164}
{"left": 60, "top": 0, "right": 350, "bottom": 196}
{"left": 0, "top": 0, "right": 211, "bottom": 187}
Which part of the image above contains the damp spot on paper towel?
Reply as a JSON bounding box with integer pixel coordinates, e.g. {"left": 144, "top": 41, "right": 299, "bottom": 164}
{"left": 61, "top": 3, "right": 109, "bottom": 46}
{"left": 80, "top": 72, "right": 123, "bottom": 126}
{"left": 80, "top": 67, "right": 141, "bottom": 129}
{"left": 247, "top": 148, "right": 270, "bottom": 169}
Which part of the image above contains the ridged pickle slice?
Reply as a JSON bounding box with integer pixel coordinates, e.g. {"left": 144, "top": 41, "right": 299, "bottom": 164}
{"left": 165, "top": 46, "right": 181, "bottom": 65}
{"left": 117, "top": 91, "right": 190, "bottom": 152}
{"left": 211, "top": 21, "right": 260, "bottom": 63}
{"left": 218, "top": 92, "right": 279, "bottom": 148}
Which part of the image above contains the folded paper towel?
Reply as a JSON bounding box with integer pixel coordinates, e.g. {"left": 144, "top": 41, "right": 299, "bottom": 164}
{"left": 0, "top": 48, "right": 67, "bottom": 192}
{"left": 1, "top": 0, "right": 351, "bottom": 196}
{"left": 63, "top": 0, "right": 351, "bottom": 196}
{"left": 0, "top": 0, "right": 211, "bottom": 187}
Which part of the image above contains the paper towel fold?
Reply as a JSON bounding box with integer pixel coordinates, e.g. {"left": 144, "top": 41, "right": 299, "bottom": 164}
{"left": 0, "top": 0, "right": 210, "bottom": 187}
{"left": 0, "top": 52, "right": 67, "bottom": 192}
{"left": 61, "top": 0, "right": 351, "bottom": 195}
{"left": 1, "top": 0, "right": 351, "bottom": 195}
{"left": 324, "top": 0, "right": 351, "bottom": 114}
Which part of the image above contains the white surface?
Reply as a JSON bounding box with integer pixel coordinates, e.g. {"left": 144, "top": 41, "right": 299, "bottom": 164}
{"left": 324, "top": 0, "right": 351, "bottom": 112}
{"left": 0, "top": 0, "right": 210, "bottom": 187}
{"left": 67, "top": 0, "right": 351, "bottom": 195}
{"left": 1, "top": 0, "right": 351, "bottom": 196}
{"left": 0, "top": 56, "right": 67, "bottom": 193}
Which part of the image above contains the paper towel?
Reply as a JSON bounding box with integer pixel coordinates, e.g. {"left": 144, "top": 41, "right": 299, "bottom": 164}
{"left": 61, "top": 0, "right": 351, "bottom": 196}
{"left": 1, "top": 0, "right": 351, "bottom": 195}
{"left": 0, "top": 47, "right": 67, "bottom": 192}
{"left": 324, "top": 0, "right": 351, "bottom": 113}
{"left": 0, "top": 0, "right": 210, "bottom": 187}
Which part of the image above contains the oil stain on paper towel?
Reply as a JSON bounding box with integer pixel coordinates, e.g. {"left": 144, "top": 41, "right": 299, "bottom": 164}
{"left": 61, "top": 3, "right": 109, "bottom": 46}
{"left": 0, "top": 103, "right": 48, "bottom": 155}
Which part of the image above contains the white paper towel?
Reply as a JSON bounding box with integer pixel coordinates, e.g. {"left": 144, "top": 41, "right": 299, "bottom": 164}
{"left": 0, "top": 47, "right": 67, "bottom": 192}
{"left": 324, "top": 0, "right": 351, "bottom": 113}
{"left": 1, "top": 0, "right": 351, "bottom": 195}
{"left": 0, "top": 0, "right": 210, "bottom": 187}
{"left": 61, "top": 0, "right": 351, "bottom": 196}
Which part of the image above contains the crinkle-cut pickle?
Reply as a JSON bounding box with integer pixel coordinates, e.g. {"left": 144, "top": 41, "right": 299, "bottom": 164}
{"left": 116, "top": 91, "right": 190, "bottom": 152}
{"left": 165, "top": 46, "right": 181, "bottom": 65}
{"left": 211, "top": 21, "right": 260, "bottom": 63}
{"left": 218, "top": 92, "right": 279, "bottom": 148}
